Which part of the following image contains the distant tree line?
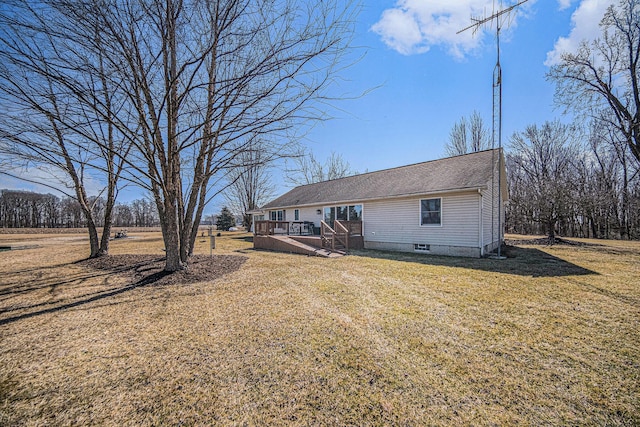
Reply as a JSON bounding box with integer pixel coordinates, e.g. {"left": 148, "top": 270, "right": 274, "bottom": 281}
{"left": 0, "top": 190, "right": 159, "bottom": 229}
{"left": 507, "top": 0, "right": 640, "bottom": 241}
{"left": 506, "top": 121, "right": 640, "bottom": 240}
{"left": 0, "top": 0, "right": 358, "bottom": 270}
{"left": 446, "top": 116, "right": 640, "bottom": 240}
{"left": 450, "top": 1, "right": 640, "bottom": 241}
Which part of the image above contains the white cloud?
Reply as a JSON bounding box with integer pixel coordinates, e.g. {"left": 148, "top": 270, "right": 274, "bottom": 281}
{"left": 371, "top": 0, "right": 532, "bottom": 59}
{"left": 557, "top": 0, "right": 574, "bottom": 11}
{"left": 371, "top": 7, "right": 429, "bottom": 55}
{"left": 545, "top": 0, "right": 615, "bottom": 66}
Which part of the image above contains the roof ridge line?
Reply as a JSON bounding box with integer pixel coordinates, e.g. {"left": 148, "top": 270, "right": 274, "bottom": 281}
{"left": 289, "top": 148, "right": 500, "bottom": 188}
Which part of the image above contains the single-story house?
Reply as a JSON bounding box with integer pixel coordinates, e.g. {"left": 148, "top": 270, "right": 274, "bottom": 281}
{"left": 252, "top": 148, "right": 508, "bottom": 257}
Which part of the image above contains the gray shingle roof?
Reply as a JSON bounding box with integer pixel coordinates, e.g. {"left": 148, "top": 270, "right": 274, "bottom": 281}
{"left": 263, "top": 148, "right": 502, "bottom": 209}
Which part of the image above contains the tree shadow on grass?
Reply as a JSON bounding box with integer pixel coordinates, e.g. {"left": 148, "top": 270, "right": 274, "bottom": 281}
{"left": 0, "top": 257, "right": 164, "bottom": 300}
{"left": 0, "top": 270, "right": 169, "bottom": 326}
{"left": 0, "top": 259, "right": 82, "bottom": 277}
{"left": 0, "top": 254, "right": 246, "bottom": 326}
{"left": 351, "top": 245, "right": 597, "bottom": 278}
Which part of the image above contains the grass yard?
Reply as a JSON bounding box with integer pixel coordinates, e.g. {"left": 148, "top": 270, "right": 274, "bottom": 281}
{"left": 0, "top": 231, "right": 638, "bottom": 426}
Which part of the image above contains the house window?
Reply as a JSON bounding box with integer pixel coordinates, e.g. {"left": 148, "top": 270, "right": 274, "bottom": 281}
{"left": 294, "top": 209, "right": 299, "bottom": 221}
{"left": 420, "top": 198, "right": 441, "bottom": 226}
{"left": 336, "top": 205, "right": 348, "bottom": 221}
{"left": 348, "top": 205, "right": 362, "bottom": 221}
{"left": 270, "top": 210, "right": 285, "bottom": 221}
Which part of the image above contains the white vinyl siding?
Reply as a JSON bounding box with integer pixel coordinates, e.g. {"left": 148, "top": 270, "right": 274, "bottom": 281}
{"left": 481, "top": 162, "right": 504, "bottom": 251}
{"left": 363, "top": 192, "right": 480, "bottom": 248}
{"left": 293, "top": 206, "right": 323, "bottom": 226}
{"left": 482, "top": 186, "right": 496, "bottom": 248}
{"left": 272, "top": 205, "right": 360, "bottom": 228}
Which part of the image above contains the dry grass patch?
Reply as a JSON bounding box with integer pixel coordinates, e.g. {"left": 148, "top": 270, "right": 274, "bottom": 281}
{"left": 1, "top": 232, "right": 639, "bottom": 425}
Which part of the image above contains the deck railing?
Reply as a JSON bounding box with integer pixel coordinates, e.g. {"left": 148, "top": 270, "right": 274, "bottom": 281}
{"left": 289, "top": 221, "right": 314, "bottom": 235}
{"left": 320, "top": 221, "right": 335, "bottom": 250}
{"left": 254, "top": 221, "right": 313, "bottom": 236}
{"left": 333, "top": 220, "right": 349, "bottom": 250}
{"left": 336, "top": 220, "right": 362, "bottom": 236}
{"left": 255, "top": 219, "right": 361, "bottom": 253}
{"left": 254, "top": 221, "right": 288, "bottom": 236}
{"left": 320, "top": 220, "right": 349, "bottom": 252}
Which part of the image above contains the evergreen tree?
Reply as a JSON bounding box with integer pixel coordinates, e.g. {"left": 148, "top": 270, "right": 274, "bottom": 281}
{"left": 216, "top": 207, "right": 236, "bottom": 231}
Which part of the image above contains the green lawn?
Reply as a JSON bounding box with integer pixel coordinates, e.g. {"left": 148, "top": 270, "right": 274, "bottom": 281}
{"left": 1, "top": 231, "right": 638, "bottom": 425}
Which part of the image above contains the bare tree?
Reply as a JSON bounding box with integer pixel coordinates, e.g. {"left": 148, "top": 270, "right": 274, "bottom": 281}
{"left": 469, "top": 111, "right": 491, "bottom": 152}
{"left": 508, "top": 121, "right": 579, "bottom": 243}
{"left": 325, "top": 152, "right": 353, "bottom": 181}
{"left": 0, "top": 0, "right": 358, "bottom": 271}
{"left": 444, "top": 110, "right": 491, "bottom": 156}
{"left": 506, "top": 117, "right": 640, "bottom": 240}
{"left": 113, "top": 203, "right": 134, "bottom": 227}
{"left": 285, "top": 151, "right": 353, "bottom": 186}
{"left": 576, "top": 125, "right": 626, "bottom": 239}
{"left": 59, "top": 197, "right": 84, "bottom": 228}
{"left": 586, "top": 115, "right": 639, "bottom": 238}
{"left": 0, "top": 190, "right": 58, "bottom": 228}
{"left": 224, "top": 141, "right": 276, "bottom": 228}
{"left": 0, "top": 1, "right": 130, "bottom": 257}
{"left": 446, "top": 118, "right": 468, "bottom": 156}
{"left": 59, "top": 0, "right": 358, "bottom": 271}
{"left": 0, "top": 189, "right": 168, "bottom": 230}
{"left": 548, "top": 0, "right": 640, "bottom": 165}
{"left": 130, "top": 198, "right": 160, "bottom": 228}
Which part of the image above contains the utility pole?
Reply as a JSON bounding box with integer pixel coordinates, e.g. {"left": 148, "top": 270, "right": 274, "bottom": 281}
{"left": 458, "top": 0, "right": 528, "bottom": 259}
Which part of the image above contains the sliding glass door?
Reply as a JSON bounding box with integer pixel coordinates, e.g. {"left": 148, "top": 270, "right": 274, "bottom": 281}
{"left": 323, "top": 204, "right": 362, "bottom": 228}
{"left": 323, "top": 207, "right": 335, "bottom": 227}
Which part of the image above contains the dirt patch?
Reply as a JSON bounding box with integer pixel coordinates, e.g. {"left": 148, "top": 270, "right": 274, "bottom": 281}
{"left": 79, "top": 254, "right": 247, "bottom": 286}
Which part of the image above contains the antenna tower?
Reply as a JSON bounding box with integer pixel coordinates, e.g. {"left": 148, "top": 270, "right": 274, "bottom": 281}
{"left": 458, "top": 0, "right": 528, "bottom": 259}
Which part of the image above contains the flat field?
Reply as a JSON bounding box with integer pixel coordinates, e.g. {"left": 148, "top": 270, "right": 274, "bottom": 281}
{"left": 1, "top": 231, "right": 638, "bottom": 426}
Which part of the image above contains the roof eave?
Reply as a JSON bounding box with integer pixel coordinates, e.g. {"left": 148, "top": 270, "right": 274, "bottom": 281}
{"left": 261, "top": 185, "right": 487, "bottom": 210}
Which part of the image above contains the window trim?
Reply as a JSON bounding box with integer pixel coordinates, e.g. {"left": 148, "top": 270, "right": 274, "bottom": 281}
{"left": 323, "top": 204, "right": 363, "bottom": 222}
{"left": 419, "top": 197, "right": 442, "bottom": 227}
{"left": 270, "top": 210, "right": 285, "bottom": 221}
{"left": 323, "top": 206, "right": 335, "bottom": 226}
{"left": 294, "top": 209, "right": 299, "bottom": 221}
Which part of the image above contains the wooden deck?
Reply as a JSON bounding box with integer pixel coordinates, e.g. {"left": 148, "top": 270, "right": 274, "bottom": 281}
{"left": 254, "top": 220, "right": 363, "bottom": 256}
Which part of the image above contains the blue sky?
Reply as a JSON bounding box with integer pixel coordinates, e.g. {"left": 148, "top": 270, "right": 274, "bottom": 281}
{"left": 1, "top": 0, "right": 614, "bottom": 210}
{"left": 301, "top": 0, "right": 613, "bottom": 176}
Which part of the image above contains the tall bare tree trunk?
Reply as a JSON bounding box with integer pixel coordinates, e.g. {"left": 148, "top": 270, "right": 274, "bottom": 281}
{"left": 161, "top": 0, "right": 183, "bottom": 271}
{"left": 547, "top": 219, "right": 556, "bottom": 245}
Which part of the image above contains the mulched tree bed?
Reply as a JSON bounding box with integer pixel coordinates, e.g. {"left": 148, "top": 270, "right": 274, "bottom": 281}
{"left": 79, "top": 254, "right": 247, "bottom": 286}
